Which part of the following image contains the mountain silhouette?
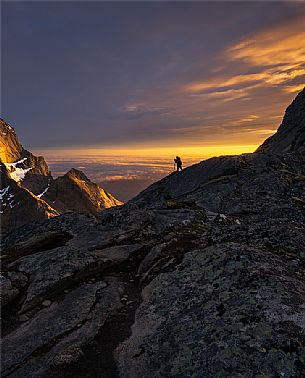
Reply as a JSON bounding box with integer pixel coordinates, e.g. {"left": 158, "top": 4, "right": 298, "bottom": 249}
{"left": 257, "top": 87, "right": 305, "bottom": 154}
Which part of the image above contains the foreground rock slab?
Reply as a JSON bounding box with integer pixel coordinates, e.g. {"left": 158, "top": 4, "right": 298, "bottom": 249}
{"left": 2, "top": 280, "right": 123, "bottom": 378}
{"left": 116, "top": 243, "right": 305, "bottom": 377}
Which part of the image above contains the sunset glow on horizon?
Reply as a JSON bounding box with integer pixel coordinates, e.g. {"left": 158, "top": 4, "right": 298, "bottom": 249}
{"left": 34, "top": 144, "right": 259, "bottom": 160}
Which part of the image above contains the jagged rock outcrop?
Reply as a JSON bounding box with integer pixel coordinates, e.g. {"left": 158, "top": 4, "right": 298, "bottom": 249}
{"left": 1, "top": 90, "right": 305, "bottom": 377}
{"left": 0, "top": 163, "right": 59, "bottom": 232}
{"left": 0, "top": 119, "right": 51, "bottom": 194}
{"left": 0, "top": 120, "right": 122, "bottom": 234}
{"left": 257, "top": 87, "right": 305, "bottom": 154}
{"left": 43, "top": 168, "right": 123, "bottom": 214}
{"left": 0, "top": 120, "right": 24, "bottom": 162}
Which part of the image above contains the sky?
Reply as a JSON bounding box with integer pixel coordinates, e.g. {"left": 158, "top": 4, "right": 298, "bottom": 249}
{"left": 2, "top": 1, "right": 305, "bottom": 155}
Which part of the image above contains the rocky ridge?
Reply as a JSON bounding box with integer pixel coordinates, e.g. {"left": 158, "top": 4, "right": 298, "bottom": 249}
{"left": 1, "top": 89, "right": 305, "bottom": 377}
{"left": 0, "top": 119, "right": 51, "bottom": 195}
{"left": 258, "top": 88, "right": 305, "bottom": 154}
{"left": 0, "top": 165, "right": 59, "bottom": 231}
{"left": 43, "top": 168, "right": 122, "bottom": 215}
{"left": 0, "top": 120, "right": 122, "bottom": 233}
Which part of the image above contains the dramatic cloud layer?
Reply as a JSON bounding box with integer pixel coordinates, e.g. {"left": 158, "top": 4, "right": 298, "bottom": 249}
{"left": 2, "top": 2, "right": 305, "bottom": 150}
{"left": 186, "top": 14, "right": 305, "bottom": 95}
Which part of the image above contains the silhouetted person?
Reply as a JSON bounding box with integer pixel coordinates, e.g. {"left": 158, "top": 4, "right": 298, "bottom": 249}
{"left": 174, "top": 156, "right": 183, "bottom": 172}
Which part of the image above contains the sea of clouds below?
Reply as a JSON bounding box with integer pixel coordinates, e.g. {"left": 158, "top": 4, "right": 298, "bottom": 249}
{"left": 45, "top": 154, "right": 206, "bottom": 202}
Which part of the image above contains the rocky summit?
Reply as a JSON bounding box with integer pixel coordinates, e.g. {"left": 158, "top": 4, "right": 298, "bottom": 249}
{"left": 1, "top": 89, "right": 305, "bottom": 378}
{"left": 42, "top": 168, "right": 122, "bottom": 215}
{"left": 257, "top": 88, "right": 305, "bottom": 155}
{"left": 0, "top": 119, "right": 51, "bottom": 195}
{"left": 0, "top": 120, "right": 122, "bottom": 233}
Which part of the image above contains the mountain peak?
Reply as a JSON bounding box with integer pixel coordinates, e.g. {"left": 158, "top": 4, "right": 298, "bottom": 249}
{"left": 65, "top": 168, "right": 90, "bottom": 182}
{"left": 257, "top": 87, "right": 305, "bottom": 154}
{"left": 51, "top": 167, "right": 123, "bottom": 213}
{"left": 0, "top": 118, "right": 16, "bottom": 134}
{"left": 0, "top": 119, "right": 23, "bottom": 163}
{"left": 0, "top": 118, "right": 51, "bottom": 195}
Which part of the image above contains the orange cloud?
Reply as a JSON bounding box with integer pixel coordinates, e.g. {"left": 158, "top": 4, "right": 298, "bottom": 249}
{"left": 228, "top": 19, "right": 305, "bottom": 67}
{"left": 282, "top": 83, "right": 305, "bottom": 93}
{"left": 185, "top": 68, "right": 305, "bottom": 94}
{"left": 184, "top": 13, "right": 305, "bottom": 96}
{"left": 185, "top": 74, "right": 264, "bottom": 93}
{"left": 235, "top": 115, "right": 259, "bottom": 124}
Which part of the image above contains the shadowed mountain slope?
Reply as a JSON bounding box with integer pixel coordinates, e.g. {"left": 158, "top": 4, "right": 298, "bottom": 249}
{"left": 0, "top": 163, "right": 58, "bottom": 231}
{"left": 257, "top": 87, "right": 305, "bottom": 154}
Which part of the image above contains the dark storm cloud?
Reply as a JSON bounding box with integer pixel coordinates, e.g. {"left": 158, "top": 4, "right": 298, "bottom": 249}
{"left": 2, "top": 1, "right": 305, "bottom": 148}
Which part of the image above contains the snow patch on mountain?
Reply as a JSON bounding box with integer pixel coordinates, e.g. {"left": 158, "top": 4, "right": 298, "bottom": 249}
{"left": 37, "top": 185, "right": 50, "bottom": 198}
{"left": 7, "top": 166, "right": 32, "bottom": 182}
{"left": 0, "top": 186, "right": 10, "bottom": 200}
{"left": 4, "top": 159, "right": 32, "bottom": 182}
{"left": 0, "top": 186, "right": 17, "bottom": 213}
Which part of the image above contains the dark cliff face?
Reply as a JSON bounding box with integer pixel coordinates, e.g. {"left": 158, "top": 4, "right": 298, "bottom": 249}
{"left": 257, "top": 87, "right": 305, "bottom": 154}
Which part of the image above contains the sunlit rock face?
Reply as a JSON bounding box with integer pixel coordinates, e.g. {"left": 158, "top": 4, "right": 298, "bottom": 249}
{"left": 44, "top": 168, "right": 123, "bottom": 214}
{"left": 257, "top": 87, "right": 305, "bottom": 154}
{"left": 0, "top": 119, "right": 24, "bottom": 163}
{"left": 0, "top": 119, "right": 122, "bottom": 234}
{"left": 0, "top": 119, "right": 51, "bottom": 195}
